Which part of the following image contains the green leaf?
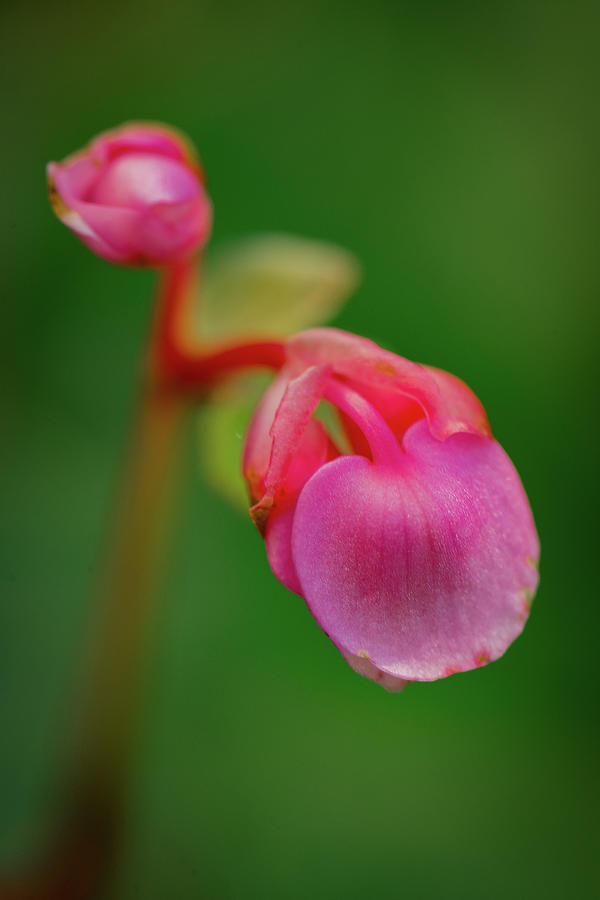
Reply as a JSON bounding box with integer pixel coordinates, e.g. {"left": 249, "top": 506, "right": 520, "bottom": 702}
{"left": 196, "top": 233, "right": 361, "bottom": 341}
{"left": 196, "top": 373, "right": 272, "bottom": 511}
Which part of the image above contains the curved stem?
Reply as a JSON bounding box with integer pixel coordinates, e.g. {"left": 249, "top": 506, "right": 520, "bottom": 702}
{"left": 323, "top": 378, "right": 402, "bottom": 467}
{"left": 2, "top": 252, "right": 286, "bottom": 899}
{"left": 154, "top": 259, "right": 285, "bottom": 388}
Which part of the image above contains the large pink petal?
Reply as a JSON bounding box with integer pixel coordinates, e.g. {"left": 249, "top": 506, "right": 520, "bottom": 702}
{"left": 291, "top": 419, "right": 539, "bottom": 682}
{"left": 287, "top": 328, "right": 490, "bottom": 440}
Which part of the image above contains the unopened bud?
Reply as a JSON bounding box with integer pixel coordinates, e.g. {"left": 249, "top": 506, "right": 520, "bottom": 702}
{"left": 47, "top": 122, "right": 212, "bottom": 266}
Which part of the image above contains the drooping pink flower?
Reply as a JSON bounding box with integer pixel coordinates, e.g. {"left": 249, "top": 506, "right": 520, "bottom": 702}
{"left": 243, "top": 328, "right": 539, "bottom": 691}
{"left": 47, "top": 123, "right": 212, "bottom": 266}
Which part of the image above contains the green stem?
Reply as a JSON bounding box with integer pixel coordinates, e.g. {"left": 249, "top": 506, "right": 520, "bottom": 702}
{"left": 2, "top": 254, "right": 285, "bottom": 899}
{"left": 2, "top": 333, "right": 189, "bottom": 900}
{"left": 80, "top": 378, "right": 186, "bottom": 793}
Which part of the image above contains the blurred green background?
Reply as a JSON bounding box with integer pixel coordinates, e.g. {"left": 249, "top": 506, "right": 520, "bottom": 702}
{"left": 1, "top": 0, "right": 598, "bottom": 897}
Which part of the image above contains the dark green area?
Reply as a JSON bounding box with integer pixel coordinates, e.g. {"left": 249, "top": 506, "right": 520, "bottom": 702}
{"left": 1, "top": 0, "right": 598, "bottom": 897}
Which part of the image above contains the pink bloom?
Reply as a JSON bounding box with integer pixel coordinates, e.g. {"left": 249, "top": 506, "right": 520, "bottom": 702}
{"left": 47, "top": 123, "right": 212, "bottom": 266}
{"left": 244, "top": 328, "right": 539, "bottom": 691}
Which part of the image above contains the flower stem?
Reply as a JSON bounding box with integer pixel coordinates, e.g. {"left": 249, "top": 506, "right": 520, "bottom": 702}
{"left": 2, "top": 253, "right": 287, "bottom": 899}
{"left": 2, "top": 319, "right": 189, "bottom": 900}
{"left": 75, "top": 376, "right": 187, "bottom": 816}
{"left": 155, "top": 259, "right": 286, "bottom": 388}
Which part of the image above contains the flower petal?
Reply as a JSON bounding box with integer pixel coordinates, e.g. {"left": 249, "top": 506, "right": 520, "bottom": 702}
{"left": 287, "top": 328, "right": 490, "bottom": 440}
{"left": 340, "top": 650, "right": 410, "bottom": 692}
{"left": 262, "top": 428, "right": 339, "bottom": 594}
{"left": 248, "top": 365, "right": 332, "bottom": 531}
{"left": 89, "top": 122, "right": 194, "bottom": 166}
{"left": 291, "top": 420, "right": 539, "bottom": 681}
{"left": 264, "top": 495, "right": 303, "bottom": 594}
{"left": 89, "top": 152, "right": 201, "bottom": 209}
{"left": 243, "top": 369, "right": 292, "bottom": 504}
{"left": 50, "top": 193, "right": 145, "bottom": 262}
{"left": 47, "top": 122, "right": 209, "bottom": 265}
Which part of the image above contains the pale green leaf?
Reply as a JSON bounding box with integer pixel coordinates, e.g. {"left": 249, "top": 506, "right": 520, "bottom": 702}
{"left": 196, "top": 233, "right": 361, "bottom": 341}
{"left": 196, "top": 373, "right": 272, "bottom": 511}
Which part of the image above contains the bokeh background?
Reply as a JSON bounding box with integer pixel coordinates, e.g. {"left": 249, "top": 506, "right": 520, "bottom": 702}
{"left": 1, "top": 0, "right": 599, "bottom": 897}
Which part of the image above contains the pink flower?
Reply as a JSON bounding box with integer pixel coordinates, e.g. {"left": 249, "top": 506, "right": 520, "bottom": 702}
{"left": 47, "top": 123, "right": 212, "bottom": 266}
{"left": 244, "top": 328, "right": 539, "bottom": 691}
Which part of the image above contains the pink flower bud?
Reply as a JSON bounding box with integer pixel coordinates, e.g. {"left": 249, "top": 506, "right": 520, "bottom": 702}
{"left": 47, "top": 123, "right": 212, "bottom": 266}
{"left": 244, "top": 328, "right": 539, "bottom": 691}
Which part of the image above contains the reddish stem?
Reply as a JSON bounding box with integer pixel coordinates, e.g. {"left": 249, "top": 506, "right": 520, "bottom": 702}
{"left": 153, "top": 258, "right": 285, "bottom": 389}
{"left": 1, "top": 251, "right": 286, "bottom": 899}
